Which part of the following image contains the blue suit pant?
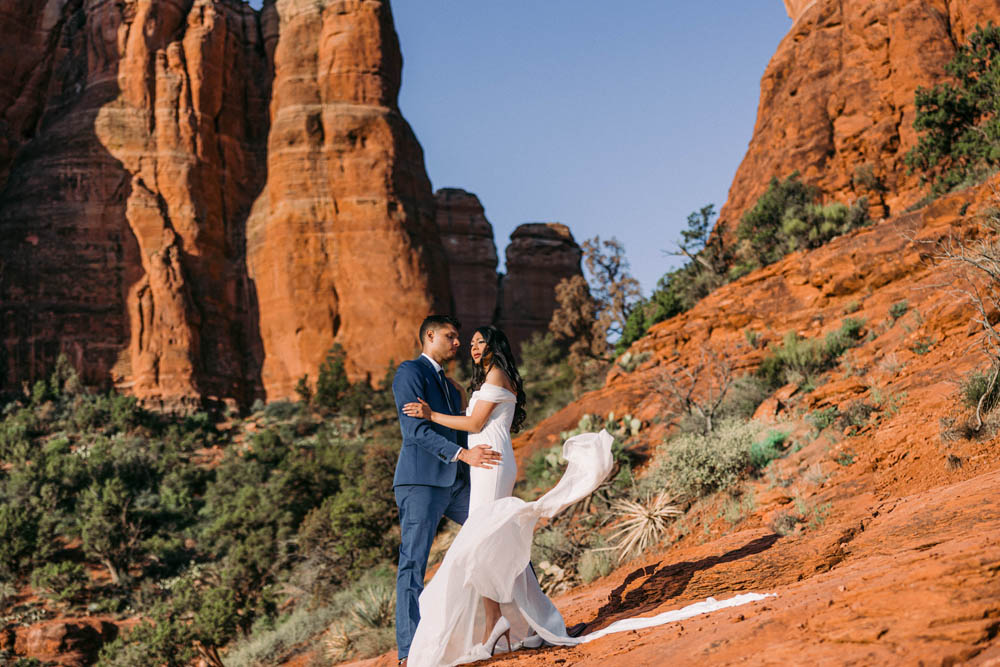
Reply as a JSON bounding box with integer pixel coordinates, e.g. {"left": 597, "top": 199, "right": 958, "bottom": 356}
{"left": 394, "top": 475, "right": 469, "bottom": 659}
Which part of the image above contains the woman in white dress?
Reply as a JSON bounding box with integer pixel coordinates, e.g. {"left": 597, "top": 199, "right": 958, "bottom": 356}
{"left": 402, "top": 326, "right": 772, "bottom": 666}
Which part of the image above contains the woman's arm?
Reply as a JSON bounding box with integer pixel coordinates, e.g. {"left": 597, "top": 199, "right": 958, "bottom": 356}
{"left": 402, "top": 396, "right": 497, "bottom": 433}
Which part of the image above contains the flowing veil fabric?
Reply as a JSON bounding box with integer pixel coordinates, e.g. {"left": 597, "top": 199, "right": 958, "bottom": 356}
{"left": 407, "top": 430, "right": 773, "bottom": 667}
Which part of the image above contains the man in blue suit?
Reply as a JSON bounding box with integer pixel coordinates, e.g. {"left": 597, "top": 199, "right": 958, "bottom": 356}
{"left": 392, "top": 315, "right": 502, "bottom": 664}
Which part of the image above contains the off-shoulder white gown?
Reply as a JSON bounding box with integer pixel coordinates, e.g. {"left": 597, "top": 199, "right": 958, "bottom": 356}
{"left": 407, "top": 386, "right": 772, "bottom": 667}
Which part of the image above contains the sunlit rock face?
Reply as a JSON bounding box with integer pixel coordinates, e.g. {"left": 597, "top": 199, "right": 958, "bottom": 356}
{"left": 245, "top": 0, "right": 450, "bottom": 399}
{"left": 0, "top": 0, "right": 451, "bottom": 406}
{"left": 718, "top": 0, "right": 1000, "bottom": 238}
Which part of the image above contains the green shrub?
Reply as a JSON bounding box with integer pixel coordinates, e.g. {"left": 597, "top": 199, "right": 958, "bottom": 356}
{"left": 0, "top": 505, "right": 39, "bottom": 578}
{"left": 906, "top": 24, "right": 1000, "bottom": 195}
{"left": 808, "top": 407, "right": 840, "bottom": 432}
{"left": 579, "top": 546, "right": 615, "bottom": 583}
{"left": 960, "top": 368, "right": 1000, "bottom": 413}
{"left": 737, "top": 173, "right": 870, "bottom": 269}
{"left": 758, "top": 319, "right": 866, "bottom": 390}
{"left": 30, "top": 562, "right": 88, "bottom": 603}
{"left": 748, "top": 431, "right": 789, "bottom": 471}
{"left": 662, "top": 419, "right": 765, "bottom": 499}
{"left": 520, "top": 332, "right": 575, "bottom": 428}
{"left": 889, "top": 300, "right": 909, "bottom": 322}
{"left": 315, "top": 344, "right": 350, "bottom": 410}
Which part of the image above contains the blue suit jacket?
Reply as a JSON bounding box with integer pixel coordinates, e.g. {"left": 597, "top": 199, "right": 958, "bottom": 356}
{"left": 392, "top": 356, "right": 468, "bottom": 487}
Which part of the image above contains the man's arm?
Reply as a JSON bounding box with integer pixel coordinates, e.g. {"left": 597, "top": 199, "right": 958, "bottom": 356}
{"left": 393, "top": 364, "right": 463, "bottom": 463}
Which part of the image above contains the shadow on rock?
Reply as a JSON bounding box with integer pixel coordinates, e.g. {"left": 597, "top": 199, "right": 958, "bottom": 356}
{"left": 580, "top": 533, "right": 781, "bottom": 632}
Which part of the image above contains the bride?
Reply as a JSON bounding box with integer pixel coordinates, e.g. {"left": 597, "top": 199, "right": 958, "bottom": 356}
{"left": 402, "top": 325, "right": 770, "bottom": 666}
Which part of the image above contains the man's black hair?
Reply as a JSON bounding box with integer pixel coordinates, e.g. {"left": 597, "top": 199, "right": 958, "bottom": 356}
{"left": 419, "top": 315, "right": 461, "bottom": 343}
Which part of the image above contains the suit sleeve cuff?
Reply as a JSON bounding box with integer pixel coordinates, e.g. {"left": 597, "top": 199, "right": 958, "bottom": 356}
{"left": 451, "top": 445, "right": 462, "bottom": 462}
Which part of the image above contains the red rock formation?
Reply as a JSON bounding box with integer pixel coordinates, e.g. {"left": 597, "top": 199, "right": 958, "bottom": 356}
{"left": 717, "top": 0, "right": 1000, "bottom": 236}
{"left": 0, "top": 0, "right": 451, "bottom": 405}
{"left": 434, "top": 188, "right": 499, "bottom": 334}
{"left": 245, "top": 0, "right": 450, "bottom": 398}
{"left": 498, "top": 223, "right": 582, "bottom": 353}
{"left": 5, "top": 617, "right": 118, "bottom": 666}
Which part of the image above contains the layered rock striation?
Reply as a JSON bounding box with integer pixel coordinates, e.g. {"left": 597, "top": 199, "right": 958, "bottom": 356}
{"left": 245, "top": 0, "right": 450, "bottom": 399}
{"left": 717, "top": 0, "right": 1000, "bottom": 235}
{"left": 0, "top": 0, "right": 452, "bottom": 406}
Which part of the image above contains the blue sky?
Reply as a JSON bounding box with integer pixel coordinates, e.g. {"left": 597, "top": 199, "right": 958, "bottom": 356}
{"left": 249, "top": 1, "right": 791, "bottom": 294}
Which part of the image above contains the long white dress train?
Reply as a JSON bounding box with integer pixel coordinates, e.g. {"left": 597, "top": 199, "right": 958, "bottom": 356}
{"left": 407, "top": 391, "right": 772, "bottom": 667}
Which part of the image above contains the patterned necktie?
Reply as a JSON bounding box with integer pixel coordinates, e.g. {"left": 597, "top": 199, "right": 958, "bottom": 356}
{"left": 438, "top": 369, "right": 455, "bottom": 413}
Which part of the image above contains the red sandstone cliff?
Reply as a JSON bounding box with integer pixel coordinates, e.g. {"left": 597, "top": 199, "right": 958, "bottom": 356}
{"left": 718, "top": 0, "right": 1000, "bottom": 234}
{"left": 0, "top": 0, "right": 452, "bottom": 406}
{"left": 245, "top": 0, "right": 452, "bottom": 399}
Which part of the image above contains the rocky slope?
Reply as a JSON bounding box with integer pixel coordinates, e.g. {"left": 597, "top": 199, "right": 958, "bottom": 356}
{"left": 344, "top": 169, "right": 1000, "bottom": 667}
{"left": 718, "top": 0, "right": 1000, "bottom": 234}
{"left": 482, "top": 183, "right": 1000, "bottom": 666}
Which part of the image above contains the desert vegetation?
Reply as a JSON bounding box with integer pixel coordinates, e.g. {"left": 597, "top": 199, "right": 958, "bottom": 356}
{"left": 0, "top": 355, "right": 404, "bottom": 666}
{"left": 619, "top": 176, "right": 871, "bottom": 351}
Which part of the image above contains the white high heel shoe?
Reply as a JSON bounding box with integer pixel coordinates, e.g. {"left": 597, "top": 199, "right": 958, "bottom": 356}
{"left": 485, "top": 616, "right": 511, "bottom": 655}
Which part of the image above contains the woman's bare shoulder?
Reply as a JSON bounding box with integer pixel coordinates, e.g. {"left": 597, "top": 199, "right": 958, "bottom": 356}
{"left": 484, "top": 366, "right": 515, "bottom": 392}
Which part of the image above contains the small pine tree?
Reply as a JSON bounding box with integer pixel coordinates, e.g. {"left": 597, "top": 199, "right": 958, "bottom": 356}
{"left": 315, "top": 344, "right": 350, "bottom": 411}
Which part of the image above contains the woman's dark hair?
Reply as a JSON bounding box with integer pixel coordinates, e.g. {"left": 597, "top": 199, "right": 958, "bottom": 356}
{"left": 468, "top": 325, "right": 527, "bottom": 433}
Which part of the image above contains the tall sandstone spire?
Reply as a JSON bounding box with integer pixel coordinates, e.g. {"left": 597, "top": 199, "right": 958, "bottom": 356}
{"left": 246, "top": 0, "right": 450, "bottom": 401}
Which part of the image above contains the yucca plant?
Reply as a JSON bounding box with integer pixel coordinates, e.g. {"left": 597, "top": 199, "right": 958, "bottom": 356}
{"left": 350, "top": 582, "right": 395, "bottom": 629}
{"left": 325, "top": 623, "right": 355, "bottom": 662}
{"left": 606, "top": 492, "right": 683, "bottom": 563}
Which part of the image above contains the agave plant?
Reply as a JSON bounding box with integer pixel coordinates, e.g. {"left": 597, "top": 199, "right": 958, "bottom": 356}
{"left": 350, "top": 582, "right": 396, "bottom": 629}
{"left": 606, "top": 492, "right": 683, "bottom": 563}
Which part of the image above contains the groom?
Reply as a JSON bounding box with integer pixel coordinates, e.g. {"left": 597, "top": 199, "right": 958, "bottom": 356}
{"left": 392, "top": 315, "right": 503, "bottom": 664}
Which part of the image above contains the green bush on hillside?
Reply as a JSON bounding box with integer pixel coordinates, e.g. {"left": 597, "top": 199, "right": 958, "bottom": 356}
{"left": 757, "top": 318, "right": 866, "bottom": 391}
{"left": 906, "top": 23, "right": 1000, "bottom": 195}
{"left": 619, "top": 179, "right": 870, "bottom": 353}
{"left": 736, "top": 174, "right": 870, "bottom": 270}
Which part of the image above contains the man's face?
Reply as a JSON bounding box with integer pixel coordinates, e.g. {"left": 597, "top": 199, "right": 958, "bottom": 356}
{"left": 425, "top": 324, "right": 460, "bottom": 363}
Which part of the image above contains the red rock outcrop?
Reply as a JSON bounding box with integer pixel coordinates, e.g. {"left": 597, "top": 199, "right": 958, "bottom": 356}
{"left": 434, "top": 188, "right": 499, "bottom": 333}
{"left": 245, "top": 0, "right": 451, "bottom": 398}
{"left": 0, "top": 0, "right": 451, "bottom": 406}
{"left": 717, "top": 0, "right": 1000, "bottom": 235}
{"left": 3, "top": 617, "right": 118, "bottom": 666}
{"left": 498, "top": 223, "right": 582, "bottom": 352}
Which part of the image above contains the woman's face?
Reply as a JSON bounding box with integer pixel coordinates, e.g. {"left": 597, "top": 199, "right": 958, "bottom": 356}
{"left": 470, "top": 331, "right": 491, "bottom": 366}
